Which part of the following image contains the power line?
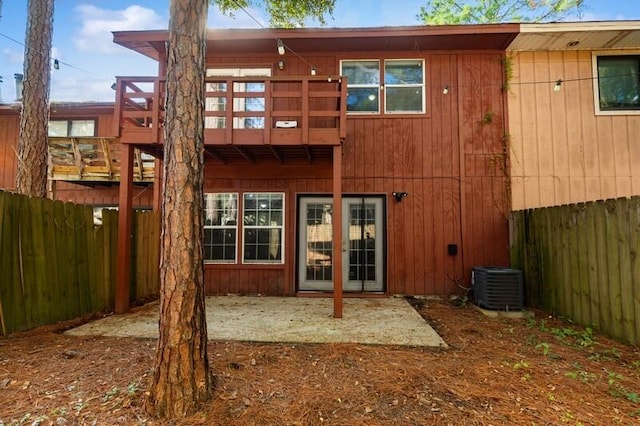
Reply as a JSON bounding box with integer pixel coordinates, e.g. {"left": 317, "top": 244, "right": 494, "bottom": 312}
{"left": 229, "top": 0, "right": 325, "bottom": 75}
{"left": 0, "top": 31, "right": 94, "bottom": 75}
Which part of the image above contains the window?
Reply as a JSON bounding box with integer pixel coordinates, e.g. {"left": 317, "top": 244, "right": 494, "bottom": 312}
{"left": 384, "top": 60, "right": 425, "bottom": 113}
{"left": 203, "top": 192, "right": 284, "bottom": 264}
{"left": 243, "top": 193, "right": 284, "bottom": 263}
{"left": 48, "top": 119, "right": 96, "bottom": 137}
{"left": 205, "top": 67, "right": 271, "bottom": 129}
{"left": 204, "top": 193, "right": 238, "bottom": 263}
{"left": 341, "top": 60, "right": 380, "bottom": 113}
{"left": 594, "top": 53, "right": 640, "bottom": 114}
{"left": 341, "top": 59, "right": 425, "bottom": 114}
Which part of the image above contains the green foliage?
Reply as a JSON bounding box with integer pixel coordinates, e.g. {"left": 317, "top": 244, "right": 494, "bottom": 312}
{"left": 564, "top": 369, "right": 596, "bottom": 383}
{"left": 513, "top": 359, "right": 529, "bottom": 370}
{"left": 417, "top": 0, "right": 584, "bottom": 25}
{"left": 539, "top": 323, "right": 597, "bottom": 348}
{"left": 606, "top": 370, "right": 640, "bottom": 403}
{"left": 214, "top": 0, "right": 336, "bottom": 27}
{"left": 502, "top": 54, "right": 514, "bottom": 92}
{"left": 588, "top": 347, "right": 621, "bottom": 362}
{"left": 536, "top": 342, "right": 551, "bottom": 356}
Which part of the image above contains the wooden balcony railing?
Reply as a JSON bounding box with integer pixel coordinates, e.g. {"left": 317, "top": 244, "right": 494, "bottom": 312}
{"left": 114, "top": 75, "right": 347, "bottom": 147}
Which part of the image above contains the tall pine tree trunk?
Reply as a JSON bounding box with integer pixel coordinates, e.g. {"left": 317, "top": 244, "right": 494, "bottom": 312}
{"left": 16, "top": 0, "right": 53, "bottom": 197}
{"left": 147, "top": 0, "right": 212, "bottom": 418}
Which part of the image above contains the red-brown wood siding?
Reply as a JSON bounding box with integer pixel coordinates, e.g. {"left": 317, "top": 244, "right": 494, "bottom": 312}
{"left": 0, "top": 50, "right": 510, "bottom": 296}
{"left": 0, "top": 115, "right": 19, "bottom": 190}
{"left": 201, "top": 52, "right": 509, "bottom": 296}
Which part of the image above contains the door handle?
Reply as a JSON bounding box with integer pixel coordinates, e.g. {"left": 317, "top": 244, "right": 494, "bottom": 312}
{"left": 342, "top": 240, "right": 347, "bottom": 252}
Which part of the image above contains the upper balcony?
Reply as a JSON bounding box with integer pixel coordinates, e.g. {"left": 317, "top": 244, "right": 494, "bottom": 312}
{"left": 114, "top": 75, "right": 347, "bottom": 151}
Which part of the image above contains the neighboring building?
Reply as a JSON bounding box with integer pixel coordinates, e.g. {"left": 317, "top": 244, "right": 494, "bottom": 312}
{"left": 2, "top": 24, "right": 522, "bottom": 298}
{"left": 507, "top": 21, "right": 640, "bottom": 210}
{"left": 0, "top": 102, "right": 154, "bottom": 208}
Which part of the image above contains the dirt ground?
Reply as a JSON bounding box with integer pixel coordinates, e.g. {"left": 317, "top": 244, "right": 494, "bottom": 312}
{"left": 1, "top": 299, "right": 639, "bottom": 425}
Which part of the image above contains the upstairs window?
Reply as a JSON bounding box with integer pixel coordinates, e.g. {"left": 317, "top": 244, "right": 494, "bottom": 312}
{"left": 384, "top": 60, "right": 425, "bottom": 113}
{"left": 341, "top": 60, "right": 380, "bottom": 113}
{"left": 48, "top": 119, "right": 96, "bottom": 137}
{"left": 594, "top": 53, "right": 640, "bottom": 114}
{"left": 205, "top": 67, "right": 271, "bottom": 129}
{"left": 341, "top": 59, "right": 425, "bottom": 115}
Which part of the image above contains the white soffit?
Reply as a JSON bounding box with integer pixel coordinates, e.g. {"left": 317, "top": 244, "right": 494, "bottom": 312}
{"left": 507, "top": 21, "right": 640, "bottom": 51}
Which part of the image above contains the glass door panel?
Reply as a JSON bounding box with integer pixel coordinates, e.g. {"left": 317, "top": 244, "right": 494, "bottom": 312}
{"left": 298, "top": 196, "right": 384, "bottom": 292}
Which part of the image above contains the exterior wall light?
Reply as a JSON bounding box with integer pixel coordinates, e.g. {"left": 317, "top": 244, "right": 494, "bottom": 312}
{"left": 554, "top": 79, "right": 563, "bottom": 92}
{"left": 392, "top": 191, "right": 408, "bottom": 201}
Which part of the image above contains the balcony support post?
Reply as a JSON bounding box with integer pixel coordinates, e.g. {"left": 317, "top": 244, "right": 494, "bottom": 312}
{"left": 332, "top": 143, "right": 343, "bottom": 318}
{"left": 115, "top": 143, "right": 134, "bottom": 314}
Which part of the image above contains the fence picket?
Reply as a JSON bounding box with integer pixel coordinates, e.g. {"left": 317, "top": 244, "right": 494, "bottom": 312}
{"left": 0, "top": 191, "right": 160, "bottom": 333}
{"left": 615, "top": 198, "right": 635, "bottom": 344}
{"left": 630, "top": 197, "right": 640, "bottom": 345}
{"left": 512, "top": 196, "right": 640, "bottom": 345}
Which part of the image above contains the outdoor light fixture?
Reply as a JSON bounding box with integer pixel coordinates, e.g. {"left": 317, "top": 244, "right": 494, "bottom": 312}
{"left": 277, "top": 39, "right": 285, "bottom": 55}
{"left": 53, "top": 59, "right": 59, "bottom": 70}
{"left": 442, "top": 85, "right": 449, "bottom": 95}
{"left": 554, "top": 79, "right": 563, "bottom": 92}
{"left": 278, "top": 60, "right": 285, "bottom": 70}
{"left": 392, "top": 191, "right": 408, "bottom": 202}
{"left": 311, "top": 67, "right": 316, "bottom": 76}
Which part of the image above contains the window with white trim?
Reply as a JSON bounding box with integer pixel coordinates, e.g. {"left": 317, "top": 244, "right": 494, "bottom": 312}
{"left": 243, "top": 192, "right": 284, "bottom": 264}
{"left": 204, "top": 193, "right": 238, "bottom": 263}
{"left": 48, "top": 119, "right": 96, "bottom": 137}
{"left": 205, "top": 67, "right": 271, "bottom": 129}
{"left": 594, "top": 53, "right": 640, "bottom": 114}
{"left": 341, "top": 59, "right": 425, "bottom": 114}
{"left": 203, "top": 192, "right": 284, "bottom": 264}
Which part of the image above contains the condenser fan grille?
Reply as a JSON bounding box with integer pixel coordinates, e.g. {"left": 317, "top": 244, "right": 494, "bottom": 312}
{"left": 472, "top": 267, "right": 523, "bottom": 311}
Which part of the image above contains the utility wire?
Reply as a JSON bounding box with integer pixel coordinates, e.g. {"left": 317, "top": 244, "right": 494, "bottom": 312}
{"left": 0, "top": 31, "right": 94, "bottom": 75}
{"left": 229, "top": 0, "right": 325, "bottom": 74}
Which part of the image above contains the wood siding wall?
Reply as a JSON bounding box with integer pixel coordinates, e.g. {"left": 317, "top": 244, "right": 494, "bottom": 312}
{"left": 203, "top": 51, "right": 510, "bottom": 296}
{"left": 0, "top": 112, "right": 153, "bottom": 207}
{"left": 509, "top": 50, "right": 640, "bottom": 210}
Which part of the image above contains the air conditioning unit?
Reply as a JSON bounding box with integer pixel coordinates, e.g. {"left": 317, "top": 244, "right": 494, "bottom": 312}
{"left": 472, "top": 267, "right": 523, "bottom": 311}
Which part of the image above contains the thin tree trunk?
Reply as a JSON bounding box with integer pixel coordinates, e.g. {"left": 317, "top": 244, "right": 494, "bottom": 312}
{"left": 16, "top": 0, "right": 54, "bottom": 197}
{"left": 147, "top": 0, "right": 212, "bottom": 419}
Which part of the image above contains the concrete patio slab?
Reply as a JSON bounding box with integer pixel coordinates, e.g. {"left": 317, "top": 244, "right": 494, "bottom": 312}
{"left": 66, "top": 296, "right": 448, "bottom": 348}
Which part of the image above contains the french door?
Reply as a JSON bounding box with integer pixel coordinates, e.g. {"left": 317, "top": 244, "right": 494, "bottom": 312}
{"left": 298, "top": 196, "right": 384, "bottom": 292}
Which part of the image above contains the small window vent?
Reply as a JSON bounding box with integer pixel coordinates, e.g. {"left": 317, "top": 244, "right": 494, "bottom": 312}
{"left": 472, "top": 267, "right": 523, "bottom": 311}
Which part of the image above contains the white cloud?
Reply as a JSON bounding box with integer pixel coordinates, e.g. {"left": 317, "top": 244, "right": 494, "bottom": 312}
{"left": 2, "top": 47, "right": 24, "bottom": 65}
{"left": 50, "top": 75, "right": 116, "bottom": 102}
{"left": 73, "top": 4, "right": 167, "bottom": 54}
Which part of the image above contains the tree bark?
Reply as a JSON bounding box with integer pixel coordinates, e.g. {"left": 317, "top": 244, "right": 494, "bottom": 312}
{"left": 15, "top": 0, "right": 54, "bottom": 197}
{"left": 147, "top": 0, "right": 212, "bottom": 418}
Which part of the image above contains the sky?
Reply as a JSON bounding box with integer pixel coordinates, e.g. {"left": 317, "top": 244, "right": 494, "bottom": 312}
{"left": 0, "top": 0, "right": 639, "bottom": 103}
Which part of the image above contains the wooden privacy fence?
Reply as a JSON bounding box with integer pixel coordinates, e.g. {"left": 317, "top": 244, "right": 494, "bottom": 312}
{"left": 510, "top": 197, "right": 640, "bottom": 345}
{"left": 0, "top": 191, "right": 160, "bottom": 335}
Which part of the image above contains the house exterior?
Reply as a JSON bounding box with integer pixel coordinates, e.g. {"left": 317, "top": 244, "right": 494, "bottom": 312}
{"left": 2, "top": 24, "right": 524, "bottom": 303}
{"left": 507, "top": 21, "right": 640, "bottom": 210}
